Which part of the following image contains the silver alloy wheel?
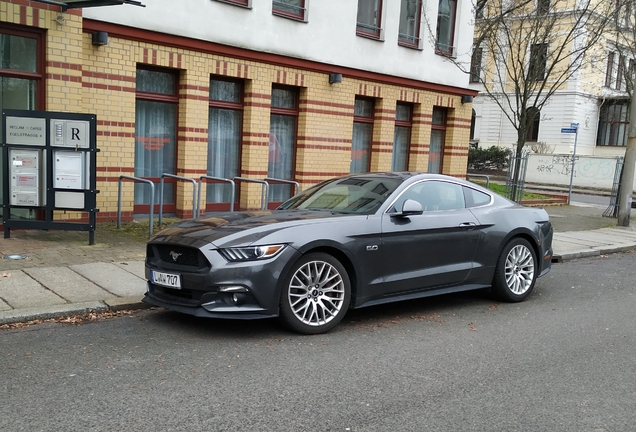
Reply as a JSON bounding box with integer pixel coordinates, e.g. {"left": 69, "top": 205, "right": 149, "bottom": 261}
{"left": 504, "top": 244, "right": 535, "bottom": 295}
{"left": 288, "top": 260, "right": 346, "bottom": 327}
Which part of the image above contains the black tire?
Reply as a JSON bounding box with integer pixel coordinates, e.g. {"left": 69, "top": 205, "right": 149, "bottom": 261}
{"left": 279, "top": 252, "right": 351, "bottom": 335}
{"left": 491, "top": 237, "right": 537, "bottom": 302}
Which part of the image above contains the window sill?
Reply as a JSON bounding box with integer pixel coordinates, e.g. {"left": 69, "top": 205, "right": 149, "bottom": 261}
{"left": 356, "top": 31, "right": 384, "bottom": 42}
{"left": 435, "top": 48, "right": 456, "bottom": 58}
{"left": 272, "top": 10, "right": 307, "bottom": 22}
{"left": 398, "top": 40, "right": 422, "bottom": 50}
{"left": 214, "top": 0, "right": 251, "bottom": 8}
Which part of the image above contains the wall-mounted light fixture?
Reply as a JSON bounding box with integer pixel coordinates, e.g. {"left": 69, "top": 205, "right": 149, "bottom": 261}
{"left": 92, "top": 31, "right": 109, "bottom": 47}
{"left": 461, "top": 95, "right": 474, "bottom": 104}
{"left": 329, "top": 73, "right": 343, "bottom": 84}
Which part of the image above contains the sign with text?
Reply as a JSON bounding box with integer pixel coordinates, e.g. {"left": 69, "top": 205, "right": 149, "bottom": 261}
{"left": 5, "top": 117, "right": 46, "bottom": 145}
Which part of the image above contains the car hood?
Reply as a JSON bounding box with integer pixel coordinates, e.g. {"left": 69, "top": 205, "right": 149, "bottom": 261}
{"left": 149, "top": 210, "right": 353, "bottom": 247}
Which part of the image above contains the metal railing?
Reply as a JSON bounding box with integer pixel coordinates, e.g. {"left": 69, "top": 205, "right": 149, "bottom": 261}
{"left": 466, "top": 173, "right": 490, "bottom": 189}
{"left": 264, "top": 177, "right": 301, "bottom": 198}
{"left": 233, "top": 177, "right": 269, "bottom": 210}
{"left": 117, "top": 175, "right": 155, "bottom": 238}
{"left": 197, "top": 176, "right": 236, "bottom": 216}
{"left": 159, "top": 174, "right": 197, "bottom": 226}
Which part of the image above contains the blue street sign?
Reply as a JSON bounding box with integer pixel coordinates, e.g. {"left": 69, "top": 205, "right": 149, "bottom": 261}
{"left": 570, "top": 123, "right": 579, "bottom": 129}
{"left": 561, "top": 127, "right": 578, "bottom": 134}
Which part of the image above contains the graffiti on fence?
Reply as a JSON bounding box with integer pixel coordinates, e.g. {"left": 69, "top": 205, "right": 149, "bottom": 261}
{"left": 535, "top": 155, "right": 578, "bottom": 177}
{"left": 527, "top": 154, "right": 619, "bottom": 189}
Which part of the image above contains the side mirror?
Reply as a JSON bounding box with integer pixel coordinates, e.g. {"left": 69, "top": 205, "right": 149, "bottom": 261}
{"left": 392, "top": 199, "right": 423, "bottom": 218}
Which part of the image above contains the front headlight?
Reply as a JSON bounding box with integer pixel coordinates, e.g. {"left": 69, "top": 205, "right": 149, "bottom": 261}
{"left": 218, "top": 244, "right": 286, "bottom": 262}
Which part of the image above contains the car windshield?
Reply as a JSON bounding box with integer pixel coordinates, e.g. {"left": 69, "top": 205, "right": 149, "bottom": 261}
{"left": 277, "top": 176, "right": 402, "bottom": 215}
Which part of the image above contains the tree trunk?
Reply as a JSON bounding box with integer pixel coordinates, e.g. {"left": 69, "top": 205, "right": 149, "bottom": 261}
{"left": 617, "top": 94, "right": 636, "bottom": 226}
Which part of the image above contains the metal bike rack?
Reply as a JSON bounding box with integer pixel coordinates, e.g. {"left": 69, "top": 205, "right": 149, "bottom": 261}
{"left": 117, "top": 175, "right": 155, "bottom": 238}
{"left": 197, "top": 176, "right": 236, "bottom": 215}
{"left": 233, "top": 177, "right": 269, "bottom": 210}
{"left": 159, "top": 174, "right": 198, "bottom": 226}
{"left": 264, "top": 177, "right": 301, "bottom": 196}
{"left": 466, "top": 173, "right": 490, "bottom": 189}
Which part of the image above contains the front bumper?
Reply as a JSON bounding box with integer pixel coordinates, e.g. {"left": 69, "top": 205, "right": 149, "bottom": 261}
{"left": 144, "top": 242, "right": 301, "bottom": 319}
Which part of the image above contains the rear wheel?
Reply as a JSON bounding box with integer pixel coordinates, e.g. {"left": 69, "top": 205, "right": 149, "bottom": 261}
{"left": 492, "top": 238, "right": 537, "bottom": 302}
{"left": 279, "top": 253, "right": 351, "bottom": 334}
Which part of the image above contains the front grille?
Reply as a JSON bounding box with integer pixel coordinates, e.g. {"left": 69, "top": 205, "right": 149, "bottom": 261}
{"left": 151, "top": 244, "right": 205, "bottom": 268}
{"left": 150, "top": 285, "right": 202, "bottom": 307}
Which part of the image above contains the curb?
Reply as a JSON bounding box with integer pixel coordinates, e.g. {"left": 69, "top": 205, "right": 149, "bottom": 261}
{"left": 0, "top": 299, "right": 150, "bottom": 326}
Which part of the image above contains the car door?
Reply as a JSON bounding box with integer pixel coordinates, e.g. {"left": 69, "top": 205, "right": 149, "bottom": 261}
{"left": 378, "top": 180, "right": 482, "bottom": 296}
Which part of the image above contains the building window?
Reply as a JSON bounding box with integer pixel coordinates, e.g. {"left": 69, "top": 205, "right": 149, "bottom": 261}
{"left": 215, "top": 0, "right": 250, "bottom": 7}
{"left": 269, "top": 86, "right": 298, "bottom": 204}
{"left": 429, "top": 107, "right": 447, "bottom": 174}
{"left": 357, "top": 0, "right": 383, "bottom": 39}
{"left": 537, "top": 0, "right": 550, "bottom": 15}
{"left": 475, "top": 0, "right": 486, "bottom": 18}
{"left": 351, "top": 98, "right": 374, "bottom": 173}
{"left": 605, "top": 51, "right": 615, "bottom": 88}
{"left": 398, "top": 0, "right": 422, "bottom": 47}
{"left": 616, "top": 55, "right": 626, "bottom": 90}
{"left": 615, "top": 0, "right": 635, "bottom": 28}
{"left": 528, "top": 43, "right": 548, "bottom": 82}
{"left": 207, "top": 78, "right": 243, "bottom": 211}
{"left": 392, "top": 103, "right": 412, "bottom": 171}
{"left": 597, "top": 100, "right": 630, "bottom": 147}
{"left": 470, "top": 46, "right": 483, "bottom": 83}
{"left": 0, "top": 26, "right": 44, "bottom": 217}
{"left": 526, "top": 107, "right": 540, "bottom": 142}
{"left": 436, "top": 0, "right": 457, "bottom": 55}
{"left": 273, "top": 0, "right": 307, "bottom": 21}
{"left": 134, "top": 68, "right": 178, "bottom": 213}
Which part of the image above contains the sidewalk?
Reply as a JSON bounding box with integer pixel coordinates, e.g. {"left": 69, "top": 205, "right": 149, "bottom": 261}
{"left": 1, "top": 203, "right": 636, "bottom": 326}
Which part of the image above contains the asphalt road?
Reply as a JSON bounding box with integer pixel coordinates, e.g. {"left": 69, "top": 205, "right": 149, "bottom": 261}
{"left": 2, "top": 251, "right": 636, "bottom": 431}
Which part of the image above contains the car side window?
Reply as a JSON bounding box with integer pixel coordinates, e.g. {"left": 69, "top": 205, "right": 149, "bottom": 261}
{"left": 391, "top": 181, "right": 465, "bottom": 212}
{"left": 463, "top": 186, "right": 492, "bottom": 208}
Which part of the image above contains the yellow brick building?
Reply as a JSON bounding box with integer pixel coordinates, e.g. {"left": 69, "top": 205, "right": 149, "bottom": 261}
{"left": 1, "top": 0, "right": 476, "bottom": 222}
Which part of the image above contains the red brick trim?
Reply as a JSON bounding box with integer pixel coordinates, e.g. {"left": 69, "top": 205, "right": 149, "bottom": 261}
{"left": 82, "top": 71, "right": 135, "bottom": 82}
{"left": 83, "top": 19, "right": 478, "bottom": 98}
{"left": 98, "top": 120, "right": 135, "bottom": 128}
{"left": 239, "top": 170, "right": 268, "bottom": 176}
{"left": 96, "top": 167, "right": 135, "bottom": 172}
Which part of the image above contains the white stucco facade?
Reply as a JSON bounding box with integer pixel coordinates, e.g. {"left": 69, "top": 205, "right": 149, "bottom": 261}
{"left": 84, "top": 0, "right": 475, "bottom": 89}
{"left": 472, "top": 91, "right": 608, "bottom": 155}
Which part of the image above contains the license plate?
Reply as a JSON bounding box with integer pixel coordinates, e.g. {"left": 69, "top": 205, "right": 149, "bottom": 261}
{"left": 151, "top": 270, "right": 181, "bottom": 289}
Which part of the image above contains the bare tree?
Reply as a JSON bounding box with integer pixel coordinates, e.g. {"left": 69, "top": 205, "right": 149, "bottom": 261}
{"left": 606, "top": 0, "right": 636, "bottom": 226}
{"left": 428, "top": 0, "right": 620, "bottom": 199}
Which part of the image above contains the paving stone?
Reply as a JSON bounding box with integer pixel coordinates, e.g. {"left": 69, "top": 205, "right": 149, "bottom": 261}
{"left": 0, "top": 270, "right": 66, "bottom": 309}
{"left": 114, "top": 261, "right": 146, "bottom": 279}
{"left": 24, "top": 267, "right": 117, "bottom": 303}
{"left": 69, "top": 262, "right": 146, "bottom": 298}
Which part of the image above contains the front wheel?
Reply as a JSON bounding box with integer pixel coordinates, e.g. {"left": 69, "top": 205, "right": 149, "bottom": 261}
{"left": 492, "top": 238, "right": 537, "bottom": 302}
{"left": 279, "top": 253, "right": 351, "bottom": 334}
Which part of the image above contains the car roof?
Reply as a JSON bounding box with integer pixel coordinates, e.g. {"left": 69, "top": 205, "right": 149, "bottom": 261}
{"left": 346, "top": 172, "right": 469, "bottom": 183}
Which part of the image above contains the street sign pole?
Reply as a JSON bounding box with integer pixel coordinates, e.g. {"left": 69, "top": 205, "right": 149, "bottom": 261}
{"left": 567, "top": 124, "right": 579, "bottom": 205}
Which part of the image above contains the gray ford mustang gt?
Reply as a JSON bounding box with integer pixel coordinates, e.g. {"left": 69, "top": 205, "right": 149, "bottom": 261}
{"left": 143, "top": 172, "right": 553, "bottom": 334}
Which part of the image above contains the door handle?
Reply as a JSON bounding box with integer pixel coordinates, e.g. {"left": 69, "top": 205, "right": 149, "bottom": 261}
{"left": 459, "top": 222, "right": 477, "bottom": 229}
